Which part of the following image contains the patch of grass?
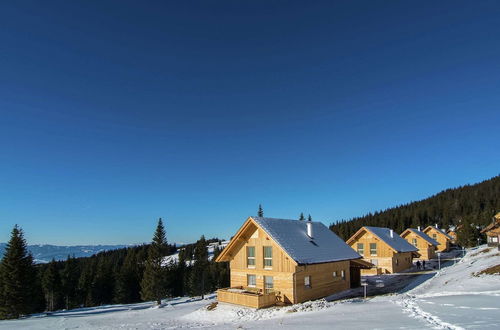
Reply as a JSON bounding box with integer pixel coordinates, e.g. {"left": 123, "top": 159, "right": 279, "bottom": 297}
{"left": 470, "top": 248, "right": 492, "bottom": 257}
{"left": 474, "top": 264, "right": 500, "bottom": 276}
{"left": 206, "top": 302, "right": 218, "bottom": 311}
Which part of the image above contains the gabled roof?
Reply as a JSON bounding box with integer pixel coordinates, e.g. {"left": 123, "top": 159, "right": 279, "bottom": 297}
{"left": 216, "top": 216, "right": 361, "bottom": 265}
{"left": 348, "top": 226, "right": 418, "bottom": 253}
{"left": 481, "top": 217, "right": 500, "bottom": 233}
{"left": 423, "top": 226, "right": 453, "bottom": 240}
{"left": 252, "top": 217, "right": 361, "bottom": 264}
{"left": 401, "top": 228, "right": 439, "bottom": 246}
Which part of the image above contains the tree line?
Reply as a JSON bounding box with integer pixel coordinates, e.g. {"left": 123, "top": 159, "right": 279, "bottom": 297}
{"left": 0, "top": 219, "right": 229, "bottom": 319}
{"left": 330, "top": 175, "right": 500, "bottom": 247}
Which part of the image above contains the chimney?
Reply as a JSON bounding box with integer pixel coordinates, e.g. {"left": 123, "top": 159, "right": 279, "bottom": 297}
{"left": 390, "top": 229, "right": 394, "bottom": 238}
{"left": 435, "top": 223, "right": 438, "bottom": 229}
{"left": 306, "top": 222, "right": 313, "bottom": 239}
{"left": 418, "top": 226, "right": 421, "bottom": 231}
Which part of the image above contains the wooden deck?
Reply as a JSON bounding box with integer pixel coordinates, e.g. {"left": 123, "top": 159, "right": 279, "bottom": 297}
{"left": 217, "top": 287, "right": 276, "bottom": 308}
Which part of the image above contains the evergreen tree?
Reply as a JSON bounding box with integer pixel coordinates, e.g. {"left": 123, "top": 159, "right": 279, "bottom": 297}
{"left": 61, "top": 256, "right": 79, "bottom": 310}
{"left": 188, "top": 236, "right": 209, "bottom": 298}
{"left": 307, "top": 214, "right": 312, "bottom": 221}
{"left": 0, "top": 225, "right": 38, "bottom": 319}
{"left": 41, "top": 259, "right": 62, "bottom": 311}
{"left": 141, "top": 218, "right": 169, "bottom": 305}
{"left": 258, "top": 204, "right": 264, "bottom": 217}
{"left": 114, "top": 249, "right": 142, "bottom": 304}
{"left": 299, "top": 213, "right": 305, "bottom": 221}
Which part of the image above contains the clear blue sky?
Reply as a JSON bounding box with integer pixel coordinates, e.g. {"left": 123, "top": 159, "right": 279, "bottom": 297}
{"left": 1, "top": 1, "right": 499, "bottom": 245}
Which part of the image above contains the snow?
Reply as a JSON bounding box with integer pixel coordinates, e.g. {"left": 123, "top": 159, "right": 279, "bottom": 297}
{"left": 252, "top": 217, "right": 362, "bottom": 264}
{"left": 1, "top": 245, "right": 498, "bottom": 329}
{"left": 364, "top": 226, "right": 419, "bottom": 252}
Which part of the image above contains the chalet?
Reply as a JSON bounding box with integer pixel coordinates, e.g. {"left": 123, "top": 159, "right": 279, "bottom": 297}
{"left": 215, "top": 217, "right": 371, "bottom": 308}
{"left": 400, "top": 227, "right": 439, "bottom": 260}
{"left": 447, "top": 225, "right": 460, "bottom": 244}
{"left": 346, "top": 226, "right": 419, "bottom": 275}
{"left": 481, "top": 213, "right": 500, "bottom": 247}
{"left": 423, "top": 225, "right": 453, "bottom": 252}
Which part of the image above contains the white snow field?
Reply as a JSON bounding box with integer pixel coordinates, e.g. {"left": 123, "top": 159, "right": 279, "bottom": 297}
{"left": 1, "top": 245, "right": 498, "bottom": 329}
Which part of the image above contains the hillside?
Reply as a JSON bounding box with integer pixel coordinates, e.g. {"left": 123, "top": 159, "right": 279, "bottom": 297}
{"left": 1, "top": 245, "right": 498, "bottom": 329}
{"left": 330, "top": 175, "right": 500, "bottom": 240}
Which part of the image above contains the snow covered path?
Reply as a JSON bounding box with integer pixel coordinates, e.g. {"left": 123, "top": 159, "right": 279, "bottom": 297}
{"left": 1, "top": 246, "right": 498, "bottom": 329}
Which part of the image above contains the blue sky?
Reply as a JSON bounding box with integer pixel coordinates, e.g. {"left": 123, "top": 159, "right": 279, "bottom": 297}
{"left": 1, "top": 1, "right": 499, "bottom": 245}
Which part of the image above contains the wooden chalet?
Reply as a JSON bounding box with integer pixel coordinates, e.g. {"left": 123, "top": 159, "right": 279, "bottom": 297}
{"left": 481, "top": 213, "right": 500, "bottom": 247}
{"left": 423, "top": 225, "right": 453, "bottom": 252}
{"left": 400, "top": 227, "right": 439, "bottom": 260}
{"left": 215, "top": 217, "right": 371, "bottom": 308}
{"left": 347, "top": 226, "right": 419, "bottom": 275}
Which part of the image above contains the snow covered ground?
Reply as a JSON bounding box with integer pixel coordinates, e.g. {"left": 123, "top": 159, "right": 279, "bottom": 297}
{"left": 1, "top": 245, "right": 498, "bottom": 329}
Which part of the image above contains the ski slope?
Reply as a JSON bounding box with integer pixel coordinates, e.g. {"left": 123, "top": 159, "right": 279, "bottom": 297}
{"left": 1, "top": 245, "right": 498, "bottom": 329}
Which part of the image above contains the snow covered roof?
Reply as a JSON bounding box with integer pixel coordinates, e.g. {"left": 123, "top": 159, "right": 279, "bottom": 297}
{"left": 363, "top": 226, "right": 418, "bottom": 253}
{"left": 252, "top": 217, "right": 362, "bottom": 265}
{"left": 404, "top": 228, "right": 439, "bottom": 246}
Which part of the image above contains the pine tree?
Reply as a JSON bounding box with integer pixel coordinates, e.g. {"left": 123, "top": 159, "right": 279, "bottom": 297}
{"left": 258, "top": 204, "right": 264, "bottom": 217}
{"left": 141, "top": 218, "right": 169, "bottom": 305}
{"left": 307, "top": 214, "right": 312, "bottom": 221}
{"left": 188, "top": 236, "right": 208, "bottom": 298}
{"left": 115, "top": 249, "right": 142, "bottom": 304}
{"left": 61, "top": 256, "right": 79, "bottom": 310}
{"left": 0, "top": 225, "right": 38, "bottom": 319}
{"left": 42, "top": 259, "right": 61, "bottom": 311}
{"left": 299, "top": 213, "right": 305, "bottom": 221}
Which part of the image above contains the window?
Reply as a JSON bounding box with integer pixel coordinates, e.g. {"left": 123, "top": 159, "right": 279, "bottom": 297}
{"left": 370, "top": 243, "right": 377, "bottom": 256}
{"left": 247, "top": 274, "right": 256, "bottom": 287}
{"left": 304, "top": 276, "right": 311, "bottom": 288}
{"left": 395, "top": 259, "right": 399, "bottom": 266}
{"left": 263, "top": 246, "right": 273, "bottom": 268}
{"left": 432, "top": 233, "right": 437, "bottom": 240}
{"left": 370, "top": 259, "right": 378, "bottom": 266}
{"left": 247, "top": 246, "right": 255, "bottom": 267}
{"left": 412, "top": 238, "right": 418, "bottom": 247}
{"left": 357, "top": 243, "right": 364, "bottom": 255}
{"left": 333, "top": 271, "right": 337, "bottom": 277}
{"left": 341, "top": 270, "right": 345, "bottom": 280}
{"left": 264, "top": 276, "right": 273, "bottom": 293}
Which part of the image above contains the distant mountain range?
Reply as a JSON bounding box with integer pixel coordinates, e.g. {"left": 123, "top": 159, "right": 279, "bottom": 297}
{"left": 0, "top": 243, "right": 130, "bottom": 263}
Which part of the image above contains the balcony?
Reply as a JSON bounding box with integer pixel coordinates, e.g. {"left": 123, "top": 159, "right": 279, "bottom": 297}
{"left": 217, "top": 286, "right": 276, "bottom": 308}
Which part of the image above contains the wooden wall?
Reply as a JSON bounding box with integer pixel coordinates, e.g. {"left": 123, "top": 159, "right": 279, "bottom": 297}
{"left": 423, "top": 227, "right": 450, "bottom": 252}
{"left": 294, "top": 261, "right": 350, "bottom": 303}
{"left": 349, "top": 229, "right": 413, "bottom": 274}
{"left": 401, "top": 231, "right": 436, "bottom": 260}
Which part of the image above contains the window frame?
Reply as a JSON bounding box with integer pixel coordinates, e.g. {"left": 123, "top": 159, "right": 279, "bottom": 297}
{"left": 263, "top": 246, "right": 273, "bottom": 269}
{"left": 247, "top": 274, "right": 256, "bottom": 287}
{"left": 412, "top": 238, "right": 418, "bottom": 247}
{"left": 370, "top": 243, "right": 377, "bottom": 256}
{"left": 247, "top": 246, "right": 256, "bottom": 268}
{"left": 357, "top": 243, "right": 364, "bottom": 255}
{"left": 304, "top": 275, "right": 311, "bottom": 288}
{"left": 264, "top": 276, "right": 273, "bottom": 293}
{"left": 341, "top": 270, "right": 345, "bottom": 280}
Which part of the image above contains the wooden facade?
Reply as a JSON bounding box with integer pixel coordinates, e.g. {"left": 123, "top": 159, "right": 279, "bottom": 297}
{"left": 216, "top": 217, "right": 360, "bottom": 308}
{"left": 346, "top": 227, "right": 415, "bottom": 274}
{"left": 481, "top": 213, "right": 500, "bottom": 247}
{"left": 423, "top": 226, "right": 451, "bottom": 252}
{"left": 400, "top": 229, "right": 437, "bottom": 260}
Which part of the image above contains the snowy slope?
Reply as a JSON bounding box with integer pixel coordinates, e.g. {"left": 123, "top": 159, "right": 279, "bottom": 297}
{"left": 1, "top": 245, "right": 498, "bottom": 329}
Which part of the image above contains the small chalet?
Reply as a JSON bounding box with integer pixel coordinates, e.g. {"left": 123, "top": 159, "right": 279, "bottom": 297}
{"left": 481, "top": 213, "right": 500, "bottom": 247}
{"left": 400, "top": 227, "right": 439, "bottom": 260}
{"left": 215, "top": 217, "right": 371, "bottom": 308}
{"left": 346, "top": 226, "right": 419, "bottom": 275}
{"left": 447, "top": 226, "right": 460, "bottom": 244}
{"left": 423, "top": 225, "right": 453, "bottom": 252}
